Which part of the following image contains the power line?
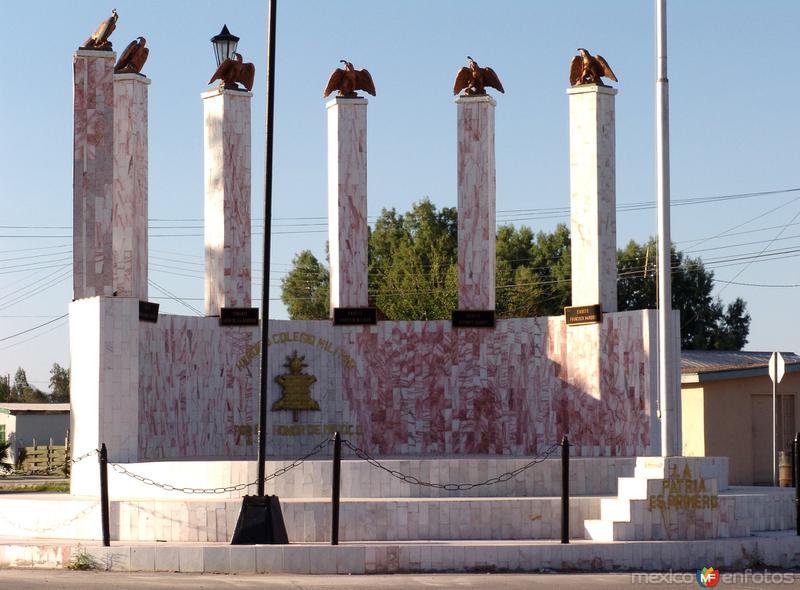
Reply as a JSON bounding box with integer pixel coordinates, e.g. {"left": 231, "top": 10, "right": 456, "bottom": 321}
{"left": 0, "top": 314, "right": 68, "bottom": 343}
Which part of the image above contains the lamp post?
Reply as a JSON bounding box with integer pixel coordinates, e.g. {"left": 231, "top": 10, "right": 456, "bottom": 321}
{"left": 210, "top": 24, "right": 239, "bottom": 66}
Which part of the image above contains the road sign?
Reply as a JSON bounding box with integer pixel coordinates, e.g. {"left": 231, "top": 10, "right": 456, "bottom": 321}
{"left": 769, "top": 352, "right": 785, "bottom": 384}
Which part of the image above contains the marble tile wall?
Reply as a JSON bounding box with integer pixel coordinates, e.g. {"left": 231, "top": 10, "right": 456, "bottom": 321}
{"left": 73, "top": 50, "right": 116, "bottom": 300}
{"left": 202, "top": 89, "right": 252, "bottom": 315}
{"left": 112, "top": 74, "right": 150, "bottom": 299}
{"left": 327, "top": 98, "right": 369, "bottom": 311}
{"left": 567, "top": 85, "right": 618, "bottom": 312}
{"left": 135, "top": 311, "right": 659, "bottom": 460}
{"left": 456, "top": 96, "right": 496, "bottom": 310}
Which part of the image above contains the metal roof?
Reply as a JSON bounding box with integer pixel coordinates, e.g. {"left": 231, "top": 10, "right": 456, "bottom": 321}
{"left": 0, "top": 403, "right": 70, "bottom": 414}
{"left": 681, "top": 350, "right": 800, "bottom": 383}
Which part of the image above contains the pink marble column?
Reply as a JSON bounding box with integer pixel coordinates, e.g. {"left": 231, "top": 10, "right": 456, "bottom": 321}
{"left": 567, "top": 85, "right": 618, "bottom": 312}
{"left": 326, "top": 97, "right": 369, "bottom": 315}
{"left": 202, "top": 89, "right": 252, "bottom": 316}
{"left": 73, "top": 50, "right": 116, "bottom": 300}
{"left": 456, "top": 95, "right": 496, "bottom": 310}
{"left": 113, "top": 73, "right": 150, "bottom": 300}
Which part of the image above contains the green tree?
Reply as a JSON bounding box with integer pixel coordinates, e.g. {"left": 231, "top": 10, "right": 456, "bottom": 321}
{"left": 49, "top": 363, "right": 70, "bottom": 403}
{"left": 0, "top": 374, "right": 9, "bottom": 403}
{"left": 616, "top": 239, "right": 750, "bottom": 350}
{"left": 11, "top": 367, "right": 46, "bottom": 403}
{"left": 281, "top": 200, "right": 749, "bottom": 350}
{"left": 280, "top": 250, "right": 330, "bottom": 320}
{"left": 369, "top": 200, "right": 458, "bottom": 319}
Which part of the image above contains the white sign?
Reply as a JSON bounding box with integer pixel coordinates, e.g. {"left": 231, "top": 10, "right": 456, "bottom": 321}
{"left": 769, "top": 352, "right": 785, "bottom": 384}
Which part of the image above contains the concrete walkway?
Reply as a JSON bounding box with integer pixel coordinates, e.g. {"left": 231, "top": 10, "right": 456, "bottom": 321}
{"left": 1, "top": 532, "right": 799, "bottom": 574}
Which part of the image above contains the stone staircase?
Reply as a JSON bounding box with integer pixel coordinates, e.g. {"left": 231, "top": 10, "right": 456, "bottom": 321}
{"left": 584, "top": 456, "right": 750, "bottom": 541}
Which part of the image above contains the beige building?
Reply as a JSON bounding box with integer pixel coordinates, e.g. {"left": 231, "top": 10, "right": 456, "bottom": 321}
{"left": 681, "top": 351, "right": 800, "bottom": 485}
{"left": 0, "top": 403, "right": 70, "bottom": 461}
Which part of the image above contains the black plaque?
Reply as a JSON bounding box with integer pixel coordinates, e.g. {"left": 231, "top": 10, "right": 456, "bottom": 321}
{"left": 451, "top": 310, "right": 496, "bottom": 328}
{"left": 333, "top": 307, "right": 377, "bottom": 326}
{"left": 565, "top": 304, "right": 602, "bottom": 326}
{"left": 138, "top": 301, "right": 159, "bottom": 323}
{"left": 220, "top": 307, "right": 260, "bottom": 326}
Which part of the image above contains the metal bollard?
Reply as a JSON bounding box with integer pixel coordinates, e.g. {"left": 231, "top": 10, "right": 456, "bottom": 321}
{"left": 331, "top": 432, "right": 342, "bottom": 545}
{"left": 99, "top": 443, "right": 110, "bottom": 547}
{"left": 561, "top": 436, "right": 570, "bottom": 544}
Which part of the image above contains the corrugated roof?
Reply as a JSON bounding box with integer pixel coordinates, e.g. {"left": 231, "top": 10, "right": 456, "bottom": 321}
{"left": 681, "top": 350, "right": 800, "bottom": 375}
{"left": 0, "top": 403, "right": 70, "bottom": 413}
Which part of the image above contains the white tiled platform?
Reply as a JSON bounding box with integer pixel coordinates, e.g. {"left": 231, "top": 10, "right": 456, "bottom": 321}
{"left": 2, "top": 533, "right": 799, "bottom": 573}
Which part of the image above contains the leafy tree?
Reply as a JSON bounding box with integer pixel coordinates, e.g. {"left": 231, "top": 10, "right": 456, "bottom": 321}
{"left": 10, "top": 367, "right": 46, "bottom": 403}
{"left": 281, "top": 200, "right": 749, "bottom": 350}
{"left": 369, "top": 200, "right": 458, "bottom": 319}
{"left": 0, "top": 440, "right": 11, "bottom": 473}
{"left": 280, "top": 250, "right": 330, "bottom": 320}
{"left": 0, "top": 374, "right": 9, "bottom": 403}
{"left": 617, "top": 239, "right": 750, "bottom": 350}
{"left": 49, "top": 363, "right": 70, "bottom": 403}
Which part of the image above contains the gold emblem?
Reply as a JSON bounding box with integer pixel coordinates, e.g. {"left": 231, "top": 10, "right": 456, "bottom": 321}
{"left": 272, "top": 351, "right": 320, "bottom": 422}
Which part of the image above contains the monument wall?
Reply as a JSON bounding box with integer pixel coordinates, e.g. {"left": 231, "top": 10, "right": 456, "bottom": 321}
{"left": 106, "top": 309, "right": 664, "bottom": 460}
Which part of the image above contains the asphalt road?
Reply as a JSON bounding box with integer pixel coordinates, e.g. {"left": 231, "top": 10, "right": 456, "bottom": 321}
{"left": 1, "top": 570, "right": 799, "bottom": 589}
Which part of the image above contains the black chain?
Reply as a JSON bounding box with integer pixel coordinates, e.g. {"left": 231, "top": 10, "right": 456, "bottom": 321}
{"left": 341, "top": 439, "right": 561, "bottom": 491}
{"left": 108, "top": 437, "right": 333, "bottom": 495}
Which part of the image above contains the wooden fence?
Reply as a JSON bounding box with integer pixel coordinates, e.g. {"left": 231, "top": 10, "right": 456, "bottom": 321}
{"left": 17, "top": 437, "right": 70, "bottom": 475}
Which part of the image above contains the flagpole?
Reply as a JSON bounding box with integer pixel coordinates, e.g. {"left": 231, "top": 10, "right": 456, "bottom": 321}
{"left": 656, "top": 0, "right": 676, "bottom": 457}
{"left": 257, "top": 0, "right": 278, "bottom": 497}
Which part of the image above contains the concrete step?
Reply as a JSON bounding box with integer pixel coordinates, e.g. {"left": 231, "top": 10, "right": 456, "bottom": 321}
{"left": 599, "top": 497, "right": 630, "bottom": 522}
{"left": 616, "top": 477, "right": 648, "bottom": 499}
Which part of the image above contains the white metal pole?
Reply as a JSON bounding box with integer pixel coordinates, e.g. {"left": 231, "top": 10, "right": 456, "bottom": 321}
{"left": 656, "top": 0, "right": 676, "bottom": 457}
{"left": 773, "top": 354, "right": 777, "bottom": 486}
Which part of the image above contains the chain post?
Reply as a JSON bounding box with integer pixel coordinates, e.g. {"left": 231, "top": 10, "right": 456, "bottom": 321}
{"left": 99, "top": 443, "right": 110, "bottom": 547}
{"left": 331, "top": 432, "right": 342, "bottom": 546}
{"left": 561, "top": 435, "right": 570, "bottom": 544}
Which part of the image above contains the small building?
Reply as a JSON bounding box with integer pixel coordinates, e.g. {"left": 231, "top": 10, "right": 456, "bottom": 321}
{"left": 0, "top": 403, "right": 70, "bottom": 461}
{"left": 681, "top": 350, "right": 800, "bottom": 485}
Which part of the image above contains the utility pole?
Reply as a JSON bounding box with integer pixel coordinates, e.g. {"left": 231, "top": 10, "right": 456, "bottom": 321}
{"left": 656, "top": 0, "right": 677, "bottom": 457}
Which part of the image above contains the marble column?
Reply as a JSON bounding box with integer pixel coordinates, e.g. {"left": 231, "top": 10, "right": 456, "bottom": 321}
{"left": 327, "top": 97, "right": 369, "bottom": 315}
{"left": 567, "top": 85, "right": 618, "bottom": 312}
{"left": 456, "top": 95, "right": 496, "bottom": 310}
{"left": 73, "top": 50, "right": 116, "bottom": 300}
{"left": 202, "top": 88, "right": 252, "bottom": 316}
{"left": 113, "top": 73, "right": 150, "bottom": 300}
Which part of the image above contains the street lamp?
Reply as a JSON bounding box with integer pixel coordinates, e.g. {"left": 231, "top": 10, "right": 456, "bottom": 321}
{"left": 210, "top": 24, "right": 239, "bottom": 66}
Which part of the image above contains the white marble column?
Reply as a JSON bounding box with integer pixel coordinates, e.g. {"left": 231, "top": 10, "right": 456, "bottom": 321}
{"left": 73, "top": 50, "right": 116, "bottom": 300}
{"left": 456, "top": 95, "right": 496, "bottom": 310}
{"left": 567, "top": 85, "right": 618, "bottom": 312}
{"left": 113, "top": 73, "right": 150, "bottom": 300}
{"left": 327, "top": 97, "right": 369, "bottom": 315}
{"left": 202, "top": 89, "right": 252, "bottom": 316}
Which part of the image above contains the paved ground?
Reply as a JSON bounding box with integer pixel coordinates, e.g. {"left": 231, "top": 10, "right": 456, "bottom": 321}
{"left": 1, "top": 570, "right": 799, "bottom": 589}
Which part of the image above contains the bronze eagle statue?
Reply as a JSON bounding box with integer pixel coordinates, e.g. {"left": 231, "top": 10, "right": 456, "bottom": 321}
{"left": 323, "top": 61, "right": 376, "bottom": 98}
{"left": 114, "top": 37, "right": 149, "bottom": 74}
{"left": 209, "top": 53, "right": 256, "bottom": 92}
{"left": 569, "top": 48, "right": 618, "bottom": 87}
{"left": 453, "top": 57, "right": 504, "bottom": 96}
{"left": 80, "top": 9, "right": 118, "bottom": 51}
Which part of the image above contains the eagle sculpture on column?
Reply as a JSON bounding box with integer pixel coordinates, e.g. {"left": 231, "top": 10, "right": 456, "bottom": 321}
{"left": 80, "top": 9, "right": 118, "bottom": 50}
{"left": 323, "top": 61, "right": 376, "bottom": 98}
{"left": 453, "top": 57, "right": 504, "bottom": 96}
{"left": 209, "top": 53, "right": 256, "bottom": 92}
{"left": 115, "top": 37, "right": 149, "bottom": 74}
{"left": 569, "top": 48, "right": 618, "bottom": 87}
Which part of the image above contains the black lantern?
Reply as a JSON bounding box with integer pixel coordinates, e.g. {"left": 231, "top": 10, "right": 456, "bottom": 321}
{"left": 211, "top": 24, "right": 239, "bottom": 66}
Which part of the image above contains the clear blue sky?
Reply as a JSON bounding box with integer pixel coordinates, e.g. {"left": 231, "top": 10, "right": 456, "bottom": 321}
{"left": 2, "top": 1, "right": 799, "bottom": 387}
